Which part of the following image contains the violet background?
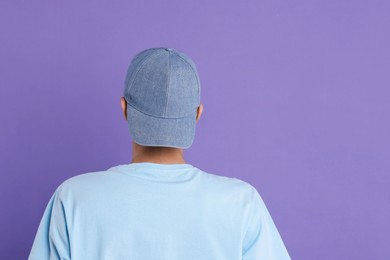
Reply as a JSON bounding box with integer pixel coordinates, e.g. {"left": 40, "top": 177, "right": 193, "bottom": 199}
{"left": 1, "top": 0, "right": 389, "bottom": 259}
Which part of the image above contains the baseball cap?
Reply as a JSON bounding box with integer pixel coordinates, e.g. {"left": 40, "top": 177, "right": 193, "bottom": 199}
{"left": 123, "top": 47, "right": 201, "bottom": 149}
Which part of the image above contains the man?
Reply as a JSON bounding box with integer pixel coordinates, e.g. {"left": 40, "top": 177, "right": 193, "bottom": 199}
{"left": 28, "top": 47, "right": 291, "bottom": 259}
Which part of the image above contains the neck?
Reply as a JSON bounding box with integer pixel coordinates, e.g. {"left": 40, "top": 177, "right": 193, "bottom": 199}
{"left": 131, "top": 141, "right": 186, "bottom": 164}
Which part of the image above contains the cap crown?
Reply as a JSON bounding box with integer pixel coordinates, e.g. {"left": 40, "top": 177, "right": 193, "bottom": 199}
{"left": 124, "top": 47, "right": 201, "bottom": 118}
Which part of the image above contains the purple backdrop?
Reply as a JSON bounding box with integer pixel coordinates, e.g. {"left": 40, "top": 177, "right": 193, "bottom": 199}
{"left": 1, "top": 0, "right": 389, "bottom": 259}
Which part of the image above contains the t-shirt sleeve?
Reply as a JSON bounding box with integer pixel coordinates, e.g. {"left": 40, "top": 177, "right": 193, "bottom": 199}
{"left": 28, "top": 185, "right": 71, "bottom": 260}
{"left": 242, "top": 187, "right": 291, "bottom": 260}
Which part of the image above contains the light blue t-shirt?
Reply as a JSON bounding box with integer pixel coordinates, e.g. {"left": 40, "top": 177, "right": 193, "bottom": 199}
{"left": 28, "top": 162, "right": 291, "bottom": 260}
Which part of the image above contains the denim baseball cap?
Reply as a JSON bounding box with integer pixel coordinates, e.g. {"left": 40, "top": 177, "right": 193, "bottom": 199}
{"left": 123, "top": 47, "right": 201, "bottom": 149}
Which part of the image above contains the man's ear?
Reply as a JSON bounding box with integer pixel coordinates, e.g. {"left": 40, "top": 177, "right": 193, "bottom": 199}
{"left": 120, "top": 97, "right": 127, "bottom": 120}
{"left": 196, "top": 103, "right": 203, "bottom": 123}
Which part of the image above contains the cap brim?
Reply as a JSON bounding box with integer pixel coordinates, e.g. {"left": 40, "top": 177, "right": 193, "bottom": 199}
{"left": 126, "top": 103, "right": 197, "bottom": 149}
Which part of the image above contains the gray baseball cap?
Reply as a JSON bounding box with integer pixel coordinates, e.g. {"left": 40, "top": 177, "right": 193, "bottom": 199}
{"left": 123, "top": 47, "right": 201, "bottom": 149}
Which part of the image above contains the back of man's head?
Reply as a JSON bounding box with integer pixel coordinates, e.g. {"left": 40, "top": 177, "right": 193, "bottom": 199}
{"left": 121, "top": 47, "right": 202, "bottom": 150}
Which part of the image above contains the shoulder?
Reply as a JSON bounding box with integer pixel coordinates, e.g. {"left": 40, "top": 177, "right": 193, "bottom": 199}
{"left": 197, "top": 168, "right": 259, "bottom": 200}
{"left": 201, "top": 168, "right": 256, "bottom": 189}
{"left": 55, "top": 170, "right": 110, "bottom": 198}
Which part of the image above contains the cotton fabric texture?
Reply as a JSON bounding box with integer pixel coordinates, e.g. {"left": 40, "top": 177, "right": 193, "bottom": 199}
{"left": 28, "top": 162, "right": 291, "bottom": 260}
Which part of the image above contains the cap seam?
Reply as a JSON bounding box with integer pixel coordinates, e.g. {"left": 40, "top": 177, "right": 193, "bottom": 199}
{"left": 133, "top": 134, "right": 193, "bottom": 149}
{"left": 123, "top": 49, "right": 155, "bottom": 93}
{"left": 173, "top": 53, "right": 201, "bottom": 105}
{"left": 128, "top": 50, "right": 166, "bottom": 95}
{"left": 127, "top": 100, "right": 196, "bottom": 119}
{"left": 164, "top": 52, "right": 171, "bottom": 117}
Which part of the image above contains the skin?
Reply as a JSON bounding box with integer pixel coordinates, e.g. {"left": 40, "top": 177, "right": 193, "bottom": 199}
{"left": 120, "top": 97, "right": 203, "bottom": 165}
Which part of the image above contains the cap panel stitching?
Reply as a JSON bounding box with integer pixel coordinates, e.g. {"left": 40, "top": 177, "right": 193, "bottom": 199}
{"left": 124, "top": 49, "right": 154, "bottom": 83}
{"left": 127, "top": 50, "right": 166, "bottom": 94}
{"left": 164, "top": 52, "right": 171, "bottom": 118}
{"left": 126, "top": 102, "right": 196, "bottom": 119}
{"left": 125, "top": 48, "right": 199, "bottom": 119}
{"left": 172, "top": 53, "right": 201, "bottom": 107}
{"left": 124, "top": 49, "right": 159, "bottom": 94}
